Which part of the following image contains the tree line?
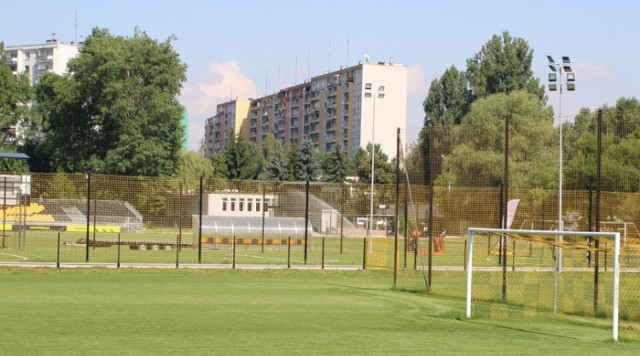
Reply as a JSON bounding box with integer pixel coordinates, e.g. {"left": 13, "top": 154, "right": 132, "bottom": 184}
{"left": 405, "top": 31, "right": 640, "bottom": 193}
{"left": 1, "top": 29, "right": 639, "bottom": 191}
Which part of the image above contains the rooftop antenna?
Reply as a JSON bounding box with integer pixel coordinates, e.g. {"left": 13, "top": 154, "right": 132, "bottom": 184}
{"left": 277, "top": 65, "right": 280, "bottom": 91}
{"left": 74, "top": 11, "right": 78, "bottom": 43}
{"left": 327, "top": 37, "right": 331, "bottom": 73}
{"left": 294, "top": 55, "right": 298, "bottom": 84}
{"left": 346, "top": 34, "right": 350, "bottom": 68}
{"left": 307, "top": 50, "right": 310, "bottom": 82}
{"left": 264, "top": 68, "right": 268, "bottom": 97}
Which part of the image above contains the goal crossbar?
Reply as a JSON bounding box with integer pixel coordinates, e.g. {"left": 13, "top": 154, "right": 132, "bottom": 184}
{"left": 465, "top": 227, "right": 621, "bottom": 341}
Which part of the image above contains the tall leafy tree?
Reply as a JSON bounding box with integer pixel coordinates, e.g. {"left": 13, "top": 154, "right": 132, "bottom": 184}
{"left": 423, "top": 66, "right": 471, "bottom": 126}
{"left": 466, "top": 31, "right": 545, "bottom": 102}
{"left": 175, "top": 151, "right": 214, "bottom": 179}
{"left": 0, "top": 42, "right": 33, "bottom": 149}
{"left": 355, "top": 143, "right": 394, "bottom": 184}
{"left": 564, "top": 97, "right": 640, "bottom": 192}
{"left": 33, "top": 27, "right": 187, "bottom": 176}
{"left": 441, "top": 91, "right": 555, "bottom": 188}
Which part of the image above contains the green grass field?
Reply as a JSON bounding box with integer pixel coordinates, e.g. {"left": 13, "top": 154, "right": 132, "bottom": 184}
{"left": 1, "top": 267, "right": 639, "bottom": 355}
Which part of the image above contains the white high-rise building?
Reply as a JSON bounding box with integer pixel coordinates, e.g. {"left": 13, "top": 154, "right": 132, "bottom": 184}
{"left": 4, "top": 35, "right": 79, "bottom": 85}
{"left": 203, "top": 61, "right": 407, "bottom": 159}
{"left": 3, "top": 36, "right": 79, "bottom": 144}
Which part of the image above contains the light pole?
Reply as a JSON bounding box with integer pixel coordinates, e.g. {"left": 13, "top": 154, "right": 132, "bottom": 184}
{"left": 364, "top": 83, "right": 385, "bottom": 238}
{"left": 547, "top": 55, "right": 575, "bottom": 272}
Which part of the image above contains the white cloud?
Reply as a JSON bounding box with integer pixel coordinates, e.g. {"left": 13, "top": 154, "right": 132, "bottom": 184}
{"left": 180, "top": 60, "right": 259, "bottom": 151}
{"left": 573, "top": 61, "right": 621, "bottom": 85}
{"left": 406, "top": 65, "right": 428, "bottom": 96}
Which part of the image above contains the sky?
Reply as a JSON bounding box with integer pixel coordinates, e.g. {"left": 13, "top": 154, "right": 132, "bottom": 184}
{"left": 2, "top": 0, "right": 639, "bottom": 151}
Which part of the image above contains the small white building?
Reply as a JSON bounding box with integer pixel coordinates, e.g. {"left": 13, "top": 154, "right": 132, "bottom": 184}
{"left": 206, "top": 192, "right": 276, "bottom": 218}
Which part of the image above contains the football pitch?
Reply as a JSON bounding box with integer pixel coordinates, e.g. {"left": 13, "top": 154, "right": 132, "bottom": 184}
{"left": 0, "top": 268, "right": 638, "bottom": 355}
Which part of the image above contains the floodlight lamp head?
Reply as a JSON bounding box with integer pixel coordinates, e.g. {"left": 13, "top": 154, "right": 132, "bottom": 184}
{"left": 365, "top": 83, "right": 372, "bottom": 90}
{"left": 548, "top": 64, "right": 557, "bottom": 72}
{"left": 547, "top": 55, "right": 555, "bottom": 65}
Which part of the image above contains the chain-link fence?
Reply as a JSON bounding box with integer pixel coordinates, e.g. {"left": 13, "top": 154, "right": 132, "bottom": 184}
{"left": 1, "top": 107, "right": 640, "bottom": 338}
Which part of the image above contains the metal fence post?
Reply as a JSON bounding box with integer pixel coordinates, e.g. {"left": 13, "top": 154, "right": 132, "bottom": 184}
{"left": 85, "top": 172, "right": 91, "bottom": 263}
{"left": 304, "top": 179, "right": 309, "bottom": 264}
{"left": 198, "top": 176, "right": 203, "bottom": 264}
{"left": 232, "top": 235, "right": 236, "bottom": 269}
{"left": 287, "top": 236, "right": 291, "bottom": 269}
{"left": 117, "top": 233, "right": 121, "bottom": 268}
{"left": 56, "top": 232, "right": 61, "bottom": 268}
{"left": 362, "top": 237, "right": 367, "bottom": 270}
{"left": 321, "top": 236, "right": 325, "bottom": 270}
{"left": 175, "top": 233, "right": 180, "bottom": 269}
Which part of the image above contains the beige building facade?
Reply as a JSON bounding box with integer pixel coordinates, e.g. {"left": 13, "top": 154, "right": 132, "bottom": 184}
{"left": 203, "top": 61, "right": 407, "bottom": 159}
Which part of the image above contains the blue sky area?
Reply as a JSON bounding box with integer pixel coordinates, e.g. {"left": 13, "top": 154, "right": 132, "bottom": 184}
{"left": 2, "top": 0, "right": 638, "bottom": 150}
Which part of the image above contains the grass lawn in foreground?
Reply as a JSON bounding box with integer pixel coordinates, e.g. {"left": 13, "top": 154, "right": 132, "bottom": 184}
{"left": 0, "top": 268, "right": 638, "bottom": 355}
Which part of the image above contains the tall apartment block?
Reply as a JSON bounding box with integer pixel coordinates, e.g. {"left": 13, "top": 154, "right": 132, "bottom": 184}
{"left": 203, "top": 61, "right": 407, "bottom": 158}
{"left": 4, "top": 36, "right": 79, "bottom": 85}
{"left": 4, "top": 36, "right": 79, "bottom": 144}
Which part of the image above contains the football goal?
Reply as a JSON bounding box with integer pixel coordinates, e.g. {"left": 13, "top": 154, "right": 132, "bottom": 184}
{"left": 465, "top": 227, "right": 620, "bottom": 341}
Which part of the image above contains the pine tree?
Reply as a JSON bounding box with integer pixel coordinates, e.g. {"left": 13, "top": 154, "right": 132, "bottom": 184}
{"left": 299, "top": 138, "right": 318, "bottom": 181}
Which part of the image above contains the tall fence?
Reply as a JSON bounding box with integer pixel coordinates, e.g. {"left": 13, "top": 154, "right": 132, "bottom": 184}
{"left": 1, "top": 107, "right": 640, "bottom": 338}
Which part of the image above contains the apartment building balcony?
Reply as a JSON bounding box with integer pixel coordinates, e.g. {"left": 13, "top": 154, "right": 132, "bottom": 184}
{"left": 37, "top": 54, "right": 54, "bottom": 62}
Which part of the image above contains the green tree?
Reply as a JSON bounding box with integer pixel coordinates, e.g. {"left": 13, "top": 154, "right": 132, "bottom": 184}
{"left": 423, "top": 66, "right": 471, "bottom": 126}
{"left": 299, "top": 138, "right": 318, "bottom": 181}
{"left": 466, "top": 31, "right": 545, "bottom": 102}
{"left": 33, "top": 28, "right": 187, "bottom": 176}
{"left": 441, "top": 91, "right": 556, "bottom": 188}
{"left": 175, "top": 151, "right": 214, "bottom": 179}
{"left": 0, "top": 42, "right": 33, "bottom": 149}
{"left": 224, "top": 130, "right": 261, "bottom": 180}
{"left": 355, "top": 143, "right": 394, "bottom": 184}
{"left": 321, "top": 144, "right": 351, "bottom": 182}
{"left": 286, "top": 146, "right": 302, "bottom": 181}
{"left": 564, "top": 97, "right": 640, "bottom": 192}
{"left": 263, "top": 139, "right": 288, "bottom": 181}
{"left": 210, "top": 152, "right": 228, "bottom": 179}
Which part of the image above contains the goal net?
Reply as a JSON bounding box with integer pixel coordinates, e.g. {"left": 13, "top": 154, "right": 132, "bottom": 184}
{"left": 465, "top": 227, "right": 621, "bottom": 341}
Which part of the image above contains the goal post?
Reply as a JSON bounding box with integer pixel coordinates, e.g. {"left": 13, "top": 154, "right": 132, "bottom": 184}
{"left": 465, "top": 227, "right": 621, "bottom": 341}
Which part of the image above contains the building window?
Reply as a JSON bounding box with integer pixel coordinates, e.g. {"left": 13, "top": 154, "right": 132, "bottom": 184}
{"left": 239, "top": 198, "right": 244, "bottom": 212}
{"left": 222, "top": 198, "right": 227, "bottom": 212}
{"left": 247, "top": 199, "right": 253, "bottom": 212}
{"left": 230, "top": 198, "right": 236, "bottom": 211}
{"left": 256, "top": 199, "right": 261, "bottom": 213}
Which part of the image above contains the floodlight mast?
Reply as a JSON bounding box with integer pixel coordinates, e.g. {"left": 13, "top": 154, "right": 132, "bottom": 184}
{"left": 547, "top": 55, "right": 575, "bottom": 272}
{"left": 364, "top": 84, "right": 385, "bottom": 239}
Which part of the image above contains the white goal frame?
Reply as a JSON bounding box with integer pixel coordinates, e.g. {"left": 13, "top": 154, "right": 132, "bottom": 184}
{"left": 465, "top": 227, "right": 621, "bottom": 341}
